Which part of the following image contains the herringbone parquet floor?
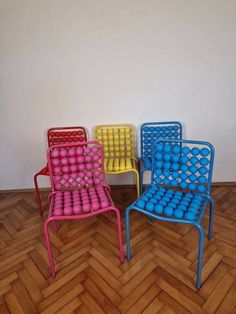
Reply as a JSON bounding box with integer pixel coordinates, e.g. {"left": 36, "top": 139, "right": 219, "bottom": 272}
{"left": 0, "top": 186, "right": 236, "bottom": 314}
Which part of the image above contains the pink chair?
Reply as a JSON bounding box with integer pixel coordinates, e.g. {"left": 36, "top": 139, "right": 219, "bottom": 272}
{"left": 44, "top": 141, "right": 124, "bottom": 277}
{"left": 34, "top": 126, "right": 87, "bottom": 215}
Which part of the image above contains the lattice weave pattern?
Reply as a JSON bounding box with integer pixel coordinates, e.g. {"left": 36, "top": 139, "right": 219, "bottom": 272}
{"left": 142, "top": 123, "right": 182, "bottom": 158}
{"left": 136, "top": 185, "right": 204, "bottom": 221}
{"left": 52, "top": 186, "right": 111, "bottom": 216}
{"left": 48, "top": 142, "right": 105, "bottom": 191}
{"left": 94, "top": 124, "right": 137, "bottom": 172}
{"left": 48, "top": 127, "right": 86, "bottom": 146}
{"left": 152, "top": 140, "right": 213, "bottom": 194}
{"left": 94, "top": 125, "right": 135, "bottom": 158}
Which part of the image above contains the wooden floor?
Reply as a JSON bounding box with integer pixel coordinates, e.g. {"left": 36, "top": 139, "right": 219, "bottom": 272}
{"left": 0, "top": 186, "right": 236, "bottom": 314}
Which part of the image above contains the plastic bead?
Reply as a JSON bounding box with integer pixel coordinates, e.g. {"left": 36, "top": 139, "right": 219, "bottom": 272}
{"left": 136, "top": 199, "right": 145, "bottom": 208}
{"left": 180, "top": 172, "right": 188, "bottom": 180}
{"left": 188, "top": 183, "right": 196, "bottom": 191}
{"left": 201, "top": 148, "right": 210, "bottom": 157}
{"left": 64, "top": 207, "right": 73, "bottom": 215}
{"left": 180, "top": 164, "right": 188, "bottom": 172}
{"left": 197, "top": 185, "right": 206, "bottom": 193}
{"left": 172, "top": 163, "right": 179, "bottom": 171}
{"left": 76, "top": 147, "right": 83, "bottom": 155}
{"left": 189, "top": 174, "right": 197, "bottom": 182}
{"left": 185, "top": 211, "right": 195, "bottom": 221}
{"left": 190, "top": 157, "right": 198, "bottom": 165}
{"left": 60, "top": 149, "right": 67, "bottom": 157}
{"left": 173, "top": 145, "right": 181, "bottom": 154}
{"left": 73, "top": 206, "right": 81, "bottom": 214}
{"left": 146, "top": 202, "right": 154, "bottom": 211}
{"left": 182, "top": 147, "right": 190, "bottom": 155}
{"left": 199, "top": 167, "right": 208, "bottom": 175}
{"left": 191, "top": 147, "right": 200, "bottom": 156}
{"left": 164, "top": 207, "right": 173, "bottom": 216}
{"left": 154, "top": 204, "right": 163, "bottom": 214}
{"left": 164, "top": 145, "right": 171, "bottom": 153}
{"left": 54, "top": 208, "right": 63, "bottom": 216}
{"left": 174, "top": 209, "right": 184, "bottom": 219}
{"left": 180, "top": 156, "right": 188, "bottom": 164}
{"left": 189, "top": 165, "right": 198, "bottom": 174}
{"left": 200, "top": 158, "right": 209, "bottom": 166}
{"left": 180, "top": 181, "right": 188, "bottom": 189}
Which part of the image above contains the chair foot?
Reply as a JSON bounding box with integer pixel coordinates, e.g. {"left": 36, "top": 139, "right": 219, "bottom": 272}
{"left": 125, "top": 206, "right": 132, "bottom": 262}
{"left": 196, "top": 224, "right": 204, "bottom": 289}
{"left": 208, "top": 197, "right": 214, "bottom": 241}
{"left": 34, "top": 172, "right": 44, "bottom": 216}
{"left": 44, "top": 219, "right": 56, "bottom": 278}
{"left": 126, "top": 254, "right": 131, "bottom": 261}
{"left": 112, "top": 207, "right": 124, "bottom": 262}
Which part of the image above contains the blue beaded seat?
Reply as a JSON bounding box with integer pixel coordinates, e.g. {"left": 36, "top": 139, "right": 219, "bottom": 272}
{"left": 139, "top": 122, "right": 182, "bottom": 194}
{"left": 126, "top": 139, "right": 215, "bottom": 289}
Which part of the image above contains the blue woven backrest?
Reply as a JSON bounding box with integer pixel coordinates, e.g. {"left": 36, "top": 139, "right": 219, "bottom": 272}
{"left": 140, "top": 122, "right": 182, "bottom": 158}
{"left": 151, "top": 139, "right": 215, "bottom": 194}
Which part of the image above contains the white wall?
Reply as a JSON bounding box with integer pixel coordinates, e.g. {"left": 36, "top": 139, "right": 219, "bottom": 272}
{"left": 0, "top": 0, "right": 236, "bottom": 189}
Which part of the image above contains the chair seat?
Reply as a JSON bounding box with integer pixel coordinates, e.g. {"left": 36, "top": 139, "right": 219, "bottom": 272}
{"left": 51, "top": 186, "right": 112, "bottom": 216}
{"left": 135, "top": 185, "right": 205, "bottom": 221}
{"left": 104, "top": 158, "right": 137, "bottom": 172}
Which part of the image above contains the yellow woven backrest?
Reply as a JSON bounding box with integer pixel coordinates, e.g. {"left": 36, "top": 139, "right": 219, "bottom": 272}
{"left": 94, "top": 124, "right": 136, "bottom": 159}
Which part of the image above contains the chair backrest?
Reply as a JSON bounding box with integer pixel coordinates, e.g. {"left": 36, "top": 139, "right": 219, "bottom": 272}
{"left": 47, "top": 141, "right": 106, "bottom": 191}
{"left": 151, "top": 139, "right": 215, "bottom": 195}
{"left": 93, "top": 124, "right": 136, "bottom": 159}
{"left": 47, "top": 126, "right": 87, "bottom": 147}
{"left": 140, "top": 122, "right": 182, "bottom": 158}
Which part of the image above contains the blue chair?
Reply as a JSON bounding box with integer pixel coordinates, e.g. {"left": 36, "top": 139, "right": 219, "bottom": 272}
{"left": 126, "top": 139, "right": 215, "bottom": 289}
{"left": 139, "top": 122, "right": 182, "bottom": 194}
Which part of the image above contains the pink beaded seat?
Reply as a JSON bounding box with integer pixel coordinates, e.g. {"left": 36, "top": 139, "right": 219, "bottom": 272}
{"left": 51, "top": 186, "right": 112, "bottom": 216}
{"left": 44, "top": 141, "right": 124, "bottom": 277}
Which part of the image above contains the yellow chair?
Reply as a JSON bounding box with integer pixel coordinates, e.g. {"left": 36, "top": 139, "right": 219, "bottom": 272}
{"left": 94, "top": 124, "right": 140, "bottom": 197}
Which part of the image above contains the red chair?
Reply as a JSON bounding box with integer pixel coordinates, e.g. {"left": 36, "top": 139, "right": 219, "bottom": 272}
{"left": 34, "top": 126, "right": 87, "bottom": 215}
{"left": 44, "top": 141, "right": 124, "bottom": 277}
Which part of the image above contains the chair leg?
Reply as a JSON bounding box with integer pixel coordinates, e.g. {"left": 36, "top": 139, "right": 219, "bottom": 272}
{"left": 107, "top": 185, "right": 111, "bottom": 194}
{"left": 196, "top": 224, "right": 204, "bottom": 289}
{"left": 139, "top": 170, "right": 144, "bottom": 195}
{"left": 208, "top": 197, "right": 214, "bottom": 240}
{"left": 133, "top": 170, "right": 140, "bottom": 198}
{"left": 34, "top": 172, "right": 44, "bottom": 216}
{"left": 113, "top": 208, "right": 124, "bottom": 262}
{"left": 125, "top": 206, "right": 132, "bottom": 261}
{"left": 140, "top": 169, "right": 152, "bottom": 195}
{"left": 105, "top": 186, "right": 112, "bottom": 222}
{"left": 44, "top": 218, "right": 56, "bottom": 278}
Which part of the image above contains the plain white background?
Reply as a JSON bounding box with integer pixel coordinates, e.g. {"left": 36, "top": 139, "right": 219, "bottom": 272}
{"left": 0, "top": 0, "right": 236, "bottom": 189}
